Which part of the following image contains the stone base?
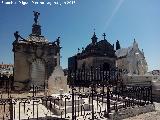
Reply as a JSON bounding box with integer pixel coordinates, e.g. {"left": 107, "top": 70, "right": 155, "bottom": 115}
{"left": 13, "top": 81, "right": 30, "bottom": 91}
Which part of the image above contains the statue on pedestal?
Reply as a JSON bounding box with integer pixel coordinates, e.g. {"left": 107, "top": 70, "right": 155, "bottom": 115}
{"left": 33, "top": 11, "right": 40, "bottom": 25}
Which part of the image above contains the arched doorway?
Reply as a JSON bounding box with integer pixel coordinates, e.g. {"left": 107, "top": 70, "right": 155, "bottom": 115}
{"left": 31, "top": 59, "right": 45, "bottom": 88}
{"left": 103, "top": 62, "right": 110, "bottom": 71}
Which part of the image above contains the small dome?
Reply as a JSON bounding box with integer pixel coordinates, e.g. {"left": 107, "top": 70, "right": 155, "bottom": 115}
{"left": 83, "top": 39, "right": 115, "bottom": 57}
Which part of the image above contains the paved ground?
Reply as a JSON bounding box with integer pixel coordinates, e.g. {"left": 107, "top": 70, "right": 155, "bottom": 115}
{"left": 1, "top": 92, "right": 160, "bottom": 120}
{"left": 124, "top": 103, "right": 160, "bottom": 120}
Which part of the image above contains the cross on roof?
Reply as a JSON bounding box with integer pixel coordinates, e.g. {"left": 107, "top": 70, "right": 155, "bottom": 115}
{"left": 103, "top": 33, "right": 106, "bottom": 40}
{"left": 93, "top": 28, "right": 96, "bottom": 35}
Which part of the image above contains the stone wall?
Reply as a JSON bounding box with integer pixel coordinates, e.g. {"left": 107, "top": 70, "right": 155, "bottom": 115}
{"left": 122, "top": 75, "right": 153, "bottom": 84}
{"left": 116, "top": 57, "right": 129, "bottom": 71}
{"left": 110, "top": 104, "right": 155, "bottom": 120}
{"left": 123, "top": 74, "right": 160, "bottom": 101}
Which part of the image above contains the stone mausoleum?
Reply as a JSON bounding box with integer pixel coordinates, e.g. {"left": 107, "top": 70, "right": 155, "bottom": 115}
{"left": 13, "top": 12, "right": 61, "bottom": 90}
{"left": 68, "top": 33, "right": 148, "bottom": 76}
{"left": 68, "top": 32, "right": 116, "bottom": 71}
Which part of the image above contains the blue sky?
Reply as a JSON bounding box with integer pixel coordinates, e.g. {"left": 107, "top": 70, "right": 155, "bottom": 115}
{"left": 0, "top": 0, "right": 160, "bottom": 71}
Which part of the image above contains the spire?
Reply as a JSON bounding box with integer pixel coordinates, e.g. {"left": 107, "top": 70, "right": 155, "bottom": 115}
{"left": 142, "top": 49, "right": 144, "bottom": 55}
{"left": 133, "top": 38, "right": 138, "bottom": 48}
{"left": 116, "top": 40, "right": 121, "bottom": 50}
{"left": 91, "top": 29, "right": 98, "bottom": 44}
{"left": 133, "top": 38, "right": 136, "bottom": 44}
{"left": 31, "top": 11, "right": 41, "bottom": 36}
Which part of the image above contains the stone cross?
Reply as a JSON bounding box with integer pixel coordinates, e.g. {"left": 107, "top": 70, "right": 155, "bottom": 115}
{"left": 103, "top": 33, "right": 106, "bottom": 40}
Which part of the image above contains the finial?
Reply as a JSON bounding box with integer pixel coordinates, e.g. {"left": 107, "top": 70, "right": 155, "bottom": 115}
{"left": 92, "top": 28, "right": 96, "bottom": 37}
{"left": 91, "top": 29, "right": 98, "bottom": 44}
{"left": 78, "top": 48, "right": 80, "bottom": 53}
{"left": 116, "top": 40, "right": 121, "bottom": 50}
{"left": 142, "top": 49, "right": 144, "bottom": 53}
{"left": 93, "top": 28, "right": 96, "bottom": 34}
{"left": 56, "top": 37, "right": 60, "bottom": 46}
{"left": 103, "top": 33, "right": 106, "bottom": 40}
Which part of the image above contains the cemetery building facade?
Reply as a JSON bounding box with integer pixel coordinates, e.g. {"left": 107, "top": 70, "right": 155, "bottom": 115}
{"left": 68, "top": 32, "right": 116, "bottom": 71}
{"left": 13, "top": 12, "right": 61, "bottom": 90}
{"left": 68, "top": 34, "right": 148, "bottom": 76}
{"left": 115, "top": 39, "right": 148, "bottom": 75}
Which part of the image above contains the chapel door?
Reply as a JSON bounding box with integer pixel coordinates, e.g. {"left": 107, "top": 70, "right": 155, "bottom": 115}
{"left": 103, "top": 62, "right": 110, "bottom": 71}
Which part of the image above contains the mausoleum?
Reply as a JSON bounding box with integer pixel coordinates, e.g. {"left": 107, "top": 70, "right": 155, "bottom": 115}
{"left": 13, "top": 12, "right": 61, "bottom": 90}
{"left": 68, "top": 32, "right": 116, "bottom": 71}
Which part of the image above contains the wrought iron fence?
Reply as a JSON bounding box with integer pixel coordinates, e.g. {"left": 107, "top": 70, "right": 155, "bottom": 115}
{"left": 68, "top": 66, "right": 153, "bottom": 120}
{"left": 0, "top": 66, "right": 153, "bottom": 120}
{"left": 68, "top": 66, "right": 125, "bottom": 87}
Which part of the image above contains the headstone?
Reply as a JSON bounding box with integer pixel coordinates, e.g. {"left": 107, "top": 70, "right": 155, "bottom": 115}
{"left": 48, "top": 65, "right": 68, "bottom": 95}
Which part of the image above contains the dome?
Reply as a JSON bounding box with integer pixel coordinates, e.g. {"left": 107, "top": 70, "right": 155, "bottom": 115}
{"left": 96, "top": 40, "right": 114, "bottom": 51}
{"left": 76, "top": 32, "right": 116, "bottom": 60}
{"left": 81, "top": 39, "right": 115, "bottom": 58}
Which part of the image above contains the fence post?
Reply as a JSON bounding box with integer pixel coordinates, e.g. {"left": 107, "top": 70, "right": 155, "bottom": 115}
{"left": 72, "top": 87, "right": 75, "bottom": 120}
{"left": 107, "top": 86, "right": 110, "bottom": 116}
{"left": 91, "top": 84, "right": 94, "bottom": 120}
{"left": 150, "top": 85, "right": 153, "bottom": 104}
{"left": 9, "top": 98, "right": 13, "bottom": 120}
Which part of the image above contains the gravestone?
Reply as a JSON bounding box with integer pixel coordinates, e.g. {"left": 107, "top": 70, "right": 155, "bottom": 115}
{"left": 48, "top": 65, "right": 68, "bottom": 95}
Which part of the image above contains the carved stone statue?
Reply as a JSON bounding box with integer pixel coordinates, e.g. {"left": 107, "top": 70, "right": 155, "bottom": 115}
{"left": 14, "top": 31, "right": 19, "bottom": 41}
{"left": 33, "top": 11, "right": 40, "bottom": 24}
{"left": 14, "top": 31, "right": 25, "bottom": 41}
